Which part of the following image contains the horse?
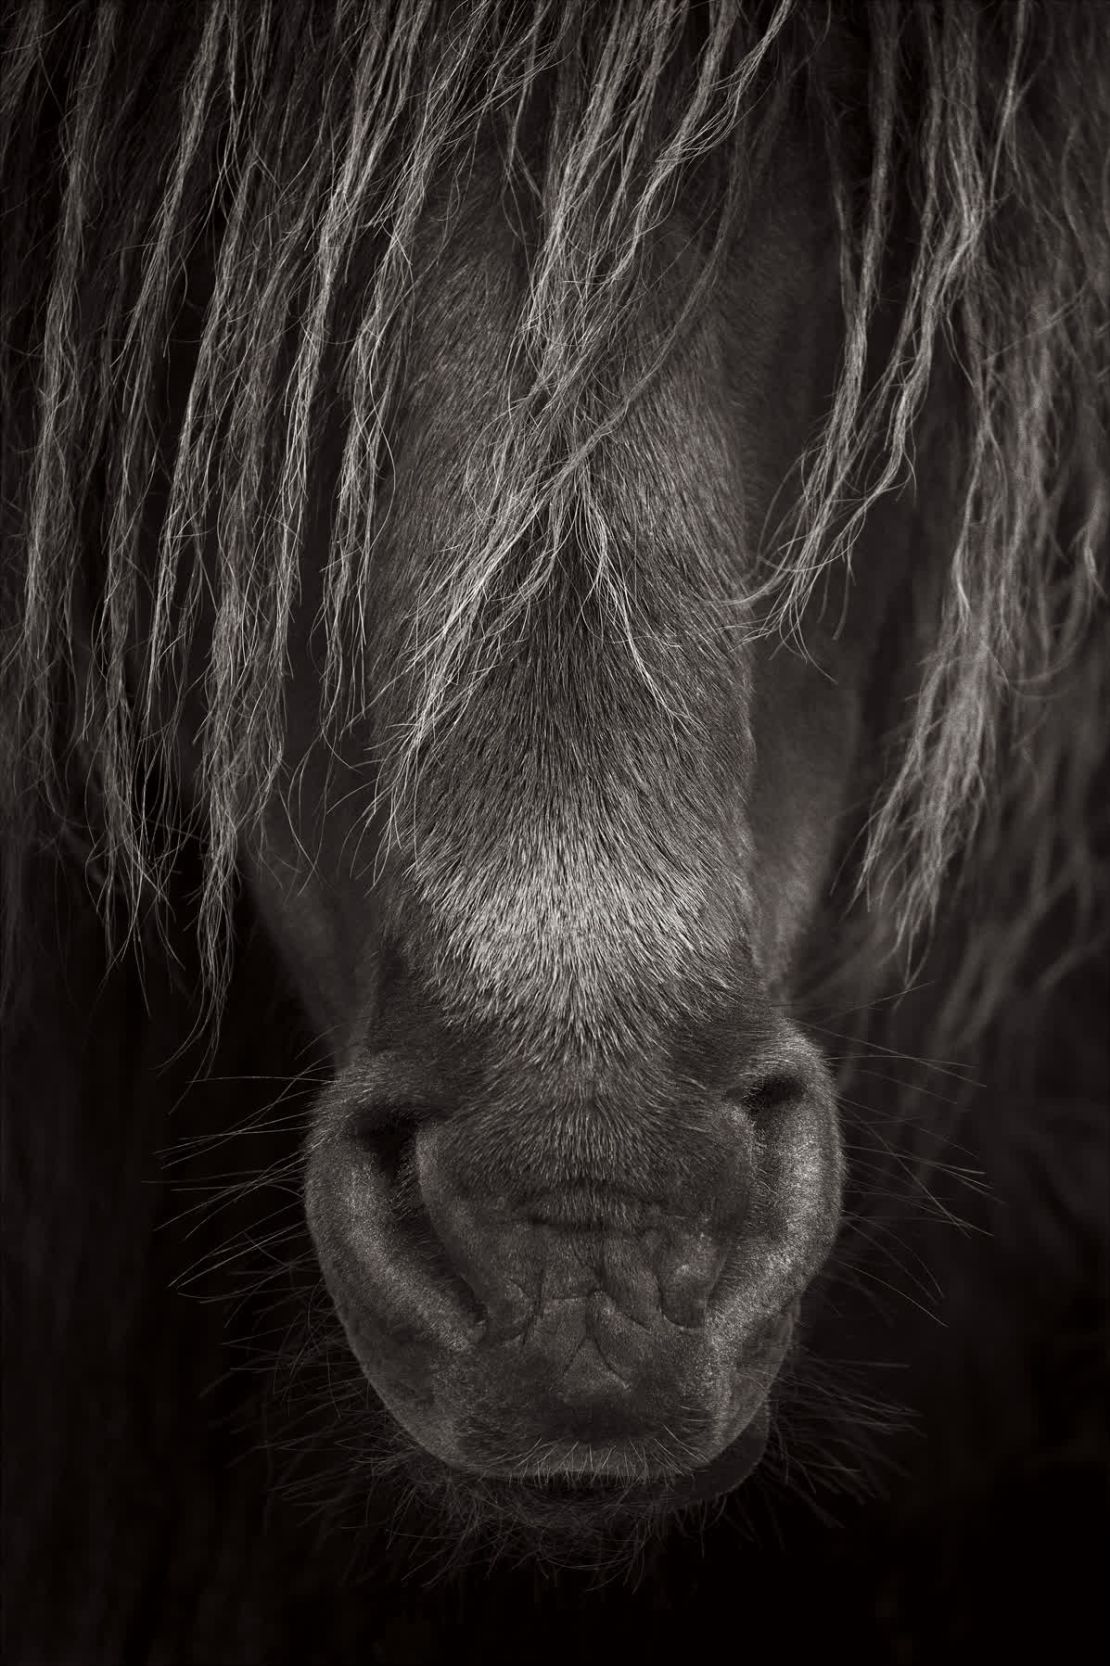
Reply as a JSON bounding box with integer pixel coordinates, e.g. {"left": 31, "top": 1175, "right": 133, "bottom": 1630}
{"left": 2, "top": 1, "right": 1108, "bottom": 1661}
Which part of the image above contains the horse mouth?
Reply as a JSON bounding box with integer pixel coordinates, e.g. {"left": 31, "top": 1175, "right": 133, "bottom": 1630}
{"left": 395, "top": 1398, "right": 772, "bottom": 1531}
{"left": 368, "top": 1404, "right": 773, "bottom": 1565}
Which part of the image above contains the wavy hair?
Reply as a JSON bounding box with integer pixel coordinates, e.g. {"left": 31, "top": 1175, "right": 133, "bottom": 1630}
{"left": 2, "top": 0, "right": 1107, "bottom": 1036}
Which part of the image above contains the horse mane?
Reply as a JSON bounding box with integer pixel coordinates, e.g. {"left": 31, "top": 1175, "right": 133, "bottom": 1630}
{"left": 2, "top": 0, "right": 1107, "bottom": 1042}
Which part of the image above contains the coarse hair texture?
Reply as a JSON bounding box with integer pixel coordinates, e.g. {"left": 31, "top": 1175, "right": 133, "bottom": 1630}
{"left": 1, "top": 0, "right": 1108, "bottom": 1031}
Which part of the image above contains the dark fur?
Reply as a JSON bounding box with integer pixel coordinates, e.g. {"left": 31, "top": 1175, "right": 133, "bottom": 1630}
{"left": 2, "top": 2, "right": 1108, "bottom": 1661}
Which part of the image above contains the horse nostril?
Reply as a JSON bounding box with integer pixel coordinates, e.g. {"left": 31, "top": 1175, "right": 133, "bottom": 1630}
{"left": 741, "top": 1069, "right": 808, "bottom": 1116}
{"left": 351, "top": 1109, "right": 426, "bottom": 1224}
{"left": 334, "top": 1107, "right": 487, "bottom": 1332}
{"left": 358, "top": 1116, "right": 411, "bottom": 1174}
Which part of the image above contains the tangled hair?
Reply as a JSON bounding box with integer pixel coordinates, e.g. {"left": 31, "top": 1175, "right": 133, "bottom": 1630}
{"left": 1, "top": 0, "right": 1107, "bottom": 1029}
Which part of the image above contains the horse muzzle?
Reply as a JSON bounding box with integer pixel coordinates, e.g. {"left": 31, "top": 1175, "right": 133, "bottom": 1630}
{"left": 305, "top": 1035, "right": 841, "bottom": 1500}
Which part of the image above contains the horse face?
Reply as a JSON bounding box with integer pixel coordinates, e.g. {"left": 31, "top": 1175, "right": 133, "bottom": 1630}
{"left": 237, "top": 151, "right": 911, "bottom": 1504}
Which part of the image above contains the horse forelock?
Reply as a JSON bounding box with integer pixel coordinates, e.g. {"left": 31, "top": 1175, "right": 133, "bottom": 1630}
{"left": 1, "top": 0, "right": 1107, "bottom": 1043}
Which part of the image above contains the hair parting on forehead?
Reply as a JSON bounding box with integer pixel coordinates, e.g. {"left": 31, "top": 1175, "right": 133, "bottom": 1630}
{"left": 1, "top": 0, "right": 1107, "bottom": 1021}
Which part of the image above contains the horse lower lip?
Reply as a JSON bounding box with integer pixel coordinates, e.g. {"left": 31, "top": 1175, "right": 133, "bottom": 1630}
{"left": 457, "top": 1400, "right": 772, "bottom": 1509}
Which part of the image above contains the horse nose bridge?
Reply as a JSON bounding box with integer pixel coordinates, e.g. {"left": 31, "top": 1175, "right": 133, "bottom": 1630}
{"left": 371, "top": 837, "right": 758, "bottom": 1070}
